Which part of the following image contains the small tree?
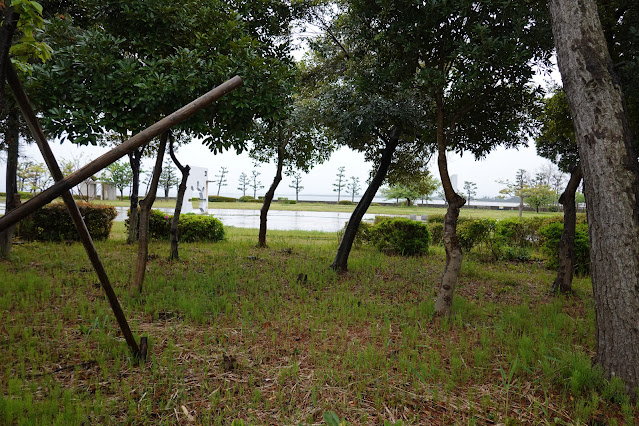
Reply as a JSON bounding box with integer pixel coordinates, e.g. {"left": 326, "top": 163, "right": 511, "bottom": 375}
{"left": 213, "top": 166, "right": 228, "bottom": 196}
{"left": 346, "top": 176, "right": 360, "bottom": 202}
{"left": 463, "top": 181, "right": 477, "bottom": 205}
{"left": 100, "top": 161, "right": 133, "bottom": 200}
{"left": 250, "top": 170, "right": 263, "bottom": 199}
{"left": 287, "top": 171, "right": 304, "bottom": 202}
{"left": 333, "top": 166, "right": 346, "bottom": 201}
{"left": 524, "top": 184, "right": 555, "bottom": 213}
{"left": 498, "top": 169, "right": 530, "bottom": 217}
{"left": 237, "top": 172, "right": 249, "bottom": 197}
{"left": 159, "top": 158, "right": 180, "bottom": 198}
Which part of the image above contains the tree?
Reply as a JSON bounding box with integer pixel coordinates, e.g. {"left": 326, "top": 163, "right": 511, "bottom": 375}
{"left": 332, "top": 166, "right": 346, "bottom": 201}
{"left": 100, "top": 160, "right": 133, "bottom": 199}
{"left": 237, "top": 172, "right": 249, "bottom": 197}
{"left": 499, "top": 169, "right": 530, "bottom": 218}
{"left": 549, "top": 0, "right": 639, "bottom": 395}
{"left": 213, "top": 166, "right": 228, "bottom": 196}
{"left": 524, "top": 183, "right": 555, "bottom": 213}
{"left": 250, "top": 170, "right": 263, "bottom": 199}
{"left": 381, "top": 172, "right": 439, "bottom": 206}
{"left": 167, "top": 133, "right": 190, "bottom": 261}
{"left": 287, "top": 171, "right": 304, "bottom": 202}
{"left": 463, "top": 181, "right": 477, "bottom": 206}
{"left": 346, "top": 176, "right": 360, "bottom": 203}
{"left": 159, "top": 158, "right": 179, "bottom": 198}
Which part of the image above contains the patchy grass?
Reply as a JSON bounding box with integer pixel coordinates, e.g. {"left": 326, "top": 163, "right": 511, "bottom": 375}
{"left": 0, "top": 226, "right": 635, "bottom": 424}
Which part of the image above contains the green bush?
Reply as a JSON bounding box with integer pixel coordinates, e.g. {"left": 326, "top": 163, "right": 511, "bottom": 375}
{"left": 0, "top": 191, "right": 33, "bottom": 200}
{"left": 337, "top": 221, "right": 373, "bottom": 248}
{"left": 17, "top": 202, "right": 117, "bottom": 241}
{"left": 494, "top": 217, "right": 546, "bottom": 249}
{"left": 374, "top": 215, "right": 394, "bottom": 225}
{"left": 427, "top": 214, "right": 445, "bottom": 224}
{"left": 429, "top": 223, "right": 444, "bottom": 245}
{"left": 277, "top": 197, "right": 288, "bottom": 202}
{"left": 208, "top": 195, "right": 236, "bottom": 202}
{"left": 338, "top": 200, "right": 354, "bottom": 205}
{"left": 456, "top": 218, "right": 497, "bottom": 252}
{"left": 238, "top": 195, "right": 256, "bottom": 202}
{"left": 287, "top": 200, "right": 297, "bottom": 204}
{"left": 369, "top": 217, "right": 430, "bottom": 255}
{"left": 130, "top": 210, "right": 225, "bottom": 242}
{"left": 539, "top": 222, "right": 590, "bottom": 275}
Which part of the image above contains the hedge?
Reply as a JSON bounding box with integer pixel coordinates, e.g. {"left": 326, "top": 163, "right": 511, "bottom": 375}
{"left": 17, "top": 202, "right": 117, "bottom": 241}
{"left": 369, "top": 217, "right": 430, "bottom": 255}
{"left": 208, "top": 195, "right": 237, "bottom": 203}
{"left": 128, "top": 210, "right": 225, "bottom": 242}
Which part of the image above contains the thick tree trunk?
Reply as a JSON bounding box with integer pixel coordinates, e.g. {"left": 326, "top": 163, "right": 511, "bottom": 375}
{"left": 331, "top": 131, "right": 400, "bottom": 272}
{"left": 258, "top": 144, "right": 285, "bottom": 248}
{"left": 434, "top": 102, "right": 466, "bottom": 316}
{"left": 551, "top": 165, "right": 582, "bottom": 294}
{"left": 133, "top": 133, "right": 167, "bottom": 293}
{"left": 168, "top": 136, "right": 190, "bottom": 261}
{"left": 0, "top": 108, "right": 19, "bottom": 259}
{"left": 550, "top": 0, "right": 639, "bottom": 395}
{"left": 127, "top": 147, "right": 143, "bottom": 244}
{"left": 0, "top": 6, "right": 18, "bottom": 112}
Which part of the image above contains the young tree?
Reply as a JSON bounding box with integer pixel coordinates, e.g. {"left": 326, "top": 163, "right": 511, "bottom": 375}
{"left": 463, "top": 181, "right": 477, "bottom": 206}
{"left": 287, "top": 171, "right": 304, "bottom": 202}
{"left": 346, "top": 176, "right": 360, "bottom": 203}
{"left": 499, "top": 169, "right": 530, "bottom": 218}
{"left": 159, "top": 158, "right": 180, "bottom": 198}
{"left": 213, "top": 166, "right": 228, "bottom": 196}
{"left": 332, "top": 166, "right": 346, "bottom": 201}
{"left": 237, "top": 172, "right": 249, "bottom": 197}
{"left": 250, "top": 170, "right": 263, "bottom": 199}
{"left": 167, "top": 133, "right": 190, "bottom": 261}
{"left": 549, "top": 0, "right": 639, "bottom": 394}
{"left": 524, "top": 184, "right": 555, "bottom": 213}
{"left": 100, "top": 161, "right": 133, "bottom": 199}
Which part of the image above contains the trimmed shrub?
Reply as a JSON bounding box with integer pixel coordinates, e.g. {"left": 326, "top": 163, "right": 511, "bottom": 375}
{"left": 338, "top": 200, "right": 354, "bottom": 205}
{"left": 277, "top": 197, "right": 289, "bottom": 202}
{"left": 17, "top": 202, "right": 117, "bottom": 241}
{"left": 539, "top": 222, "right": 590, "bottom": 275}
{"left": 457, "top": 218, "right": 497, "bottom": 252}
{"left": 494, "top": 217, "right": 546, "bottom": 249}
{"left": 337, "top": 221, "right": 373, "bottom": 249}
{"left": 136, "top": 210, "right": 225, "bottom": 242}
{"left": 369, "top": 217, "right": 430, "bottom": 255}
{"left": 208, "top": 195, "right": 236, "bottom": 202}
{"left": 287, "top": 200, "right": 297, "bottom": 204}
{"left": 0, "top": 191, "right": 33, "bottom": 200}
{"left": 429, "top": 222, "right": 444, "bottom": 245}
{"left": 238, "top": 195, "right": 256, "bottom": 202}
{"left": 427, "top": 214, "right": 445, "bottom": 224}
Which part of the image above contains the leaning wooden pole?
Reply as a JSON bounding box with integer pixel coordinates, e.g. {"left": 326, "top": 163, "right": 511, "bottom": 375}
{"left": 5, "top": 63, "right": 142, "bottom": 356}
{"left": 0, "top": 75, "right": 243, "bottom": 232}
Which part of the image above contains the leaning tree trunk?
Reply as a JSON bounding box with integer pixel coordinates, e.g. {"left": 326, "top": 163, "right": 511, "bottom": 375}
{"left": 168, "top": 135, "right": 190, "bottom": 260}
{"left": 0, "top": 108, "right": 19, "bottom": 259}
{"left": 258, "top": 143, "right": 285, "bottom": 248}
{"left": 127, "top": 147, "right": 144, "bottom": 244}
{"left": 434, "top": 103, "right": 466, "bottom": 316}
{"left": 133, "top": 133, "right": 167, "bottom": 293}
{"left": 551, "top": 165, "right": 582, "bottom": 294}
{"left": 331, "top": 130, "right": 400, "bottom": 272}
{"left": 550, "top": 0, "right": 639, "bottom": 395}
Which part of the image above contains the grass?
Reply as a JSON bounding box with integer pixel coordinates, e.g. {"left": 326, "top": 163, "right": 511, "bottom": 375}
{"left": 0, "top": 224, "right": 636, "bottom": 424}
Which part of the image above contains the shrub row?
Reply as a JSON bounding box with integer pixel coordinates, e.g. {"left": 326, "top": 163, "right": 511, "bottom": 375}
{"left": 341, "top": 217, "right": 431, "bottom": 256}
{"left": 208, "top": 195, "right": 237, "bottom": 203}
{"left": 17, "top": 202, "right": 117, "bottom": 241}
{"left": 0, "top": 191, "right": 34, "bottom": 200}
{"left": 127, "top": 210, "right": 225, "bottom": 243}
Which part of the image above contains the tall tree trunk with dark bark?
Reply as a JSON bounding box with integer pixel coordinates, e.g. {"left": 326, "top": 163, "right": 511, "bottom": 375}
{"left": 331, "top": 129, "right": 400, "bottom": 272}
{"left": 550, "top": 0, "right": 639, "bottom": 395}
{"left": 127, "top": 147, "right": 144, "bottom": 244}
{"left": 434, "top": 103, "right": 466, "bottom": 316}
{"left": 133, "top": 133, "right": 167, "bottom": 293}
{"left": 258, "top": 143, "right": 285, "bottom": 248}
{"left": 0, "top": 108, "right": 19, "bottom": 259}
{"left": 0, "top": 6, "right": 18, "bottom": 112}
{"left": 551, "top": 165, "right": 582, "bottom": 294}
{"left": 168, "top": 135, "right": 190, "bottom": 261}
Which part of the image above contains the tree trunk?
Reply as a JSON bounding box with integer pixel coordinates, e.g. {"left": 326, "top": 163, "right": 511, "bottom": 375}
{"left": 550, "top": 0, "right": 639, "bottom": 395}
{"left": 552, "top": 165, "right": 582, "bottom": 294}
{"left": 0, "top": 108, "right": 19, "bottom": 259}
{"left": 133, "top": 133, "right": 167, "bottom": 293}
{"left": 168, "top": 135, "right": 190, "bottom": 261}
{"left": 0, "top": 6, "right": 18, "bottom": 112}
{"left": 331, "top": 131, "right": 400, "bottom": 272}
{"left": 258, "top": 143, "right": 285, "bottom": 248}
{"left": 518, "top": 196, "right": 523, "bottom": 217}
{"left": 127, "top": 147, "right": 143, "bottom": 244}
{"left": 434, "top": 101, "right": 466, "bottom": 316}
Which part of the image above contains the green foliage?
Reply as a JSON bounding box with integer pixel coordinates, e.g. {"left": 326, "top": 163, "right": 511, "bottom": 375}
{"left": 456, "top": 218, "right": 496, "bottom": 253}
{"left": 429, "top": 223, "right": 444, "bottom": 246}
{"left": 494, "top": 217, "right": 545, "bottom": 249}
{"left": 17, "top": 202, "right": 116, "bottom": 241}
{"left": 338, "top": 200, "right": 354, "bottom": 205}
{"left": 539, "top": 222, "right": 590, "bottom": 275}
{"left": 8, "top": 0, "right": 52, "bottom": 71}
{"left": 138, "top": 210, "right": 224, "bottom": 243}
{"left": 99, "top": 161, "right": 133, "bottom": 198}
{"left": 337, "top": 221, "right": 372, "bottom": 249}
{"left": 369, "top": 218, "right": 430, "bottom": 256}
{"left": 238, "top": 195, "right": 256, "bottom": 202}
{"left": 208, "top": 195, "right": 236, "bottom": 203}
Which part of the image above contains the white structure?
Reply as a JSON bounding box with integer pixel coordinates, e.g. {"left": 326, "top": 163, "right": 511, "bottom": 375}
{"left": 100, "top": 182, "right": 117, "bottom": 200}
{"left": 77, "top": 178, "right": 97, "bottom": 199}
{"left": 182, "top": 166, "right": 208, "bottom": 213}
{"left": 451, "top": 174, "right": 458, "bottom": 193}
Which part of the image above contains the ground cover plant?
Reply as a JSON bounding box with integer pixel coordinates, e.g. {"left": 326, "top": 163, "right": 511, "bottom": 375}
{"left": 0, "top": 223, "right": 636, "bottom": 424}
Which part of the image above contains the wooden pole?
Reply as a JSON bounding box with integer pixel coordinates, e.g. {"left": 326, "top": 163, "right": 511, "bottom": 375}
{"left": 5, "top": 62, "right": 141, "bottom": 356}
{"left": 0, "top": 75, "right": 243, "bottom": 232}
